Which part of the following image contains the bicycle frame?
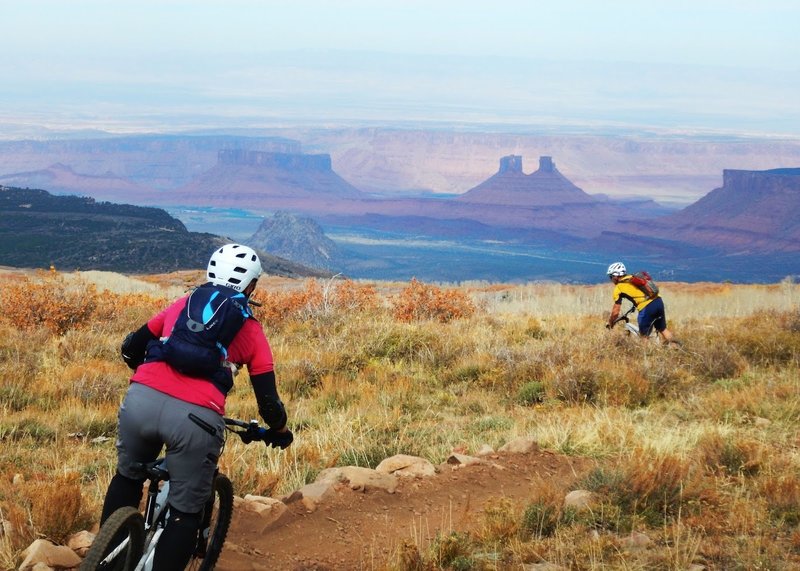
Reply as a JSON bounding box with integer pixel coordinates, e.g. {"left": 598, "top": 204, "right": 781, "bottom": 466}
{"left": 613, "top": 303, "right": 663, "bottom": 341}
{"left": 135, "top": 462, "right": 171, "bottom": 571}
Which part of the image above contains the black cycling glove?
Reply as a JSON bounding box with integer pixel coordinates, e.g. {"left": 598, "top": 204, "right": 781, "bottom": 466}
{"left": 121, "top": 324, "right": 157, "bottom": 370}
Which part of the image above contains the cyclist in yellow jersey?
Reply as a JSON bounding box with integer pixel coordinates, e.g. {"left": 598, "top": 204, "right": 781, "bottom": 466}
{"left": 605, "top": 261, "right": 674, "bottom": 343}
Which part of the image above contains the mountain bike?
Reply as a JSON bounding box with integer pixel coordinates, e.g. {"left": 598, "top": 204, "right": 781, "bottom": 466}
{"left": 608, "top": 302, "right": 681, "bottom": 346}
{"left": 80, "top": 417, "right": 282, "bottom": 571}
{"left": 609, "top": 304, "right": 646, "bottom": 337}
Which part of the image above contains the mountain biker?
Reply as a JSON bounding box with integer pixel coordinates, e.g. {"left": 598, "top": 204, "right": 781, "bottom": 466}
{"left": 605, "top": 261, "right": 674, "bottom": 344}
{"left": 99, "top": 243, "right": 293, "bottom": 571}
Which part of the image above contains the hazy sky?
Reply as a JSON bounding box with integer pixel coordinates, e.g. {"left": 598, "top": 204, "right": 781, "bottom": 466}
{"left": 2, "top": 0, "right": 799, "bottom": 135}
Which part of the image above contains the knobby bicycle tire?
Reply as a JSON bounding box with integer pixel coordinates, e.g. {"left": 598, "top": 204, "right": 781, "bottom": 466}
{"left": 80, "top": 507, "right": 145, "bottom": 571}
{"left": 186, "top": 473, "right": 234, "bottom": 571}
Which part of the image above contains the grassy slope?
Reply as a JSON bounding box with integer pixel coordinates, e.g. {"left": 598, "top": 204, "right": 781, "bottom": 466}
{"left": 0, "top": 271, "right": 799, "bottom": 570}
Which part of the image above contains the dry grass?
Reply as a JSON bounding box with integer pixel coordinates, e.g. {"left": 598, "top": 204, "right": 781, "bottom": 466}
{"left": 0, "top": 271, "right": 799, "bottom": 570}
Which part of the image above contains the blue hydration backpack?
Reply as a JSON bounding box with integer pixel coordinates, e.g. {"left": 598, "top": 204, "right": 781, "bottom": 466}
{"left": 146, "top": 283, "right": 253, "bottom": 392}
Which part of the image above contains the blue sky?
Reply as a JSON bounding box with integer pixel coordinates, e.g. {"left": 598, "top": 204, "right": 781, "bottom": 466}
{"left": 2, "top": 0, "right": 799, "bottom": 135}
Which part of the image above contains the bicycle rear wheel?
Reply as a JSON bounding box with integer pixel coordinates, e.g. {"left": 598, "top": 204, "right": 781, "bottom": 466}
{"left": 80, "top": 506, "right": 145, "bottom": 571}
{"left": 186, "top": 473, "right": 234, "bottom": 571}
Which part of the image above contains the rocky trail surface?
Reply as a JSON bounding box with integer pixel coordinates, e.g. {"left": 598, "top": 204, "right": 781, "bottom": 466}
{"left": 218, "top": 445, "right": 593, "bottom": 570}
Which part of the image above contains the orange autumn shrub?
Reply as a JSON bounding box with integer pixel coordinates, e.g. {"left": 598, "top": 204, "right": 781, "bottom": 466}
{"left": 391, "top": 278, "right": 476, "bottom": 323}
{"left": 0, "top": 274, "right": 98, "bottom": 335}
{"left": 251, "top": 279, "right": 380, "bottom": 326}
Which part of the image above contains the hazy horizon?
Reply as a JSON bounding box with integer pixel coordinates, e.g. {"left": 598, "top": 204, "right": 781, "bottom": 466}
{"left": 2, "top": 1, "right": 799, "bottom": 138}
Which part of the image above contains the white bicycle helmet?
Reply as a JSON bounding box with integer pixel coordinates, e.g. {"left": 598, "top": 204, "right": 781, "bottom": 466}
{"left": 606, "top": 262, "right": 627, "bottom": 277}
{"left": 207, "top": 244, "right": 262, "bottom": 292}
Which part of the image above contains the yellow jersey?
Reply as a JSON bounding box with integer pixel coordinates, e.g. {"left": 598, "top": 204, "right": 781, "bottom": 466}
{"left": 612, "top": 276, "right": 656, "bottom": 311}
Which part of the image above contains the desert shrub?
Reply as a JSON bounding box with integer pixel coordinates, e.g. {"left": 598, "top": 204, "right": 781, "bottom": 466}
{"left": 501, "top": 316, "right": 547, "bottom": 344}
{"left": 365, "top": 323, "right": 441, "bottom": 363}
{"left": 58, "top": 327, "right": 124, "bottom": 363}
{"left": 0, "top": 325, "right": 53, "bottom": 375}
{"left": 639, "top": 357, "right": 695, "bottom": 399}
{"left": 218, "top": 455, "right": 281, "bottom": 499}
{"left": 726, "top": 311, "right": 800, "bottom": 366}
{"left": 0, "top": 417, "right": 56, "bottom": 443}
{"left": 93, "top": 290, "right": 164, "bottom": 331}
{"left": 252, "top": 279, "right": 324, "bottom": 326}
{"left": 428, "top": 531, "right": 476, "bottom": 569}
{"left": 337, "top": 443, "right": 391, "bottom": 469}
{"left": 440, "top": 361, "right": 504, "bottom": 389}
{"left": 760, "top": 472, "right": 800, "bottom": 526}
{"left": 468, "top": 415, "right": 513, "bottom": 435}
{"left": 695, "top": 432, "right": 765, "bottom": 477}
{"left": 3, "top": 473, "right": 92, "bottom": 545}
{"left": 686, "top": 339, "right": 747, "bottom": 381}
{"left": 523, "top": 317, "right": 546, "bottom": 339}
{"left": 391, "top": 278, "right": 476, "bottom": 322}
{"left": 328, "top": 278, "right": 380, "bottom": 313}
{"left": 30, "top": 474, "right": 90, "bottom": 543}
{"left": 0, "top": 384, "right": 38, "bottom": 412}
{"left": 480, "top": 497, "right": 519, "bottom": 543}
{"left": 780, "top": 308, "right": 800, "bottom": 333}
{"left": 392, "top": 540, "right": 425, "bottom": 571}
{"left": 551, "top": 364, "right": 601, "bottom": 404}
{"left": 62, "top": 358, "right": 128, "bottom": 404}
{"left": 598, "top": 367, "right": 652, "bottom": 408}
{"left": 0, "top": 274, "right": 99, "bottom": 335}
{"left": 279, "top": 358, "right": 323, "bottom": 399}
{"left": 521, "top": 501, "right": 559, "bottom": 538}
{"left": 517, "top": 381, "right": 546, "bottom": 405}
{"left": 581, "top": 449, "right": 708, "bottom": 528}
{"left": 61, "top": 412, "right": 119, "bottom": 439}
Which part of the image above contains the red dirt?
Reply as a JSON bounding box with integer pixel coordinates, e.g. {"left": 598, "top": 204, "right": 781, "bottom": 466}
{"left": 217, "top": 449, "right": 593, "bottom": 570}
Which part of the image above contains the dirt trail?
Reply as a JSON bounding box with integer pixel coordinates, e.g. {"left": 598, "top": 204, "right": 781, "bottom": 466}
{"left": 217, "top": 449, "right": 593, "bottom": 570}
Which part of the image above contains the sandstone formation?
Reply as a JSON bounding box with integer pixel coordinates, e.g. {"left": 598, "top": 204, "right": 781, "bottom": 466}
{"left": 168, "top": 149, "right": 366, "bottom": 207}
{"left": 609, "top": 167, "right": 800, "bottom": 253}
{"left": 456, "top": 156, "right": 596, "bottom": 207}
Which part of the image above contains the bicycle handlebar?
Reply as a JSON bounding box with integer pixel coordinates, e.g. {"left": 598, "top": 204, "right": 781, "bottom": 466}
{"left": 609, "top": 304, "right": 636, "bottom": 327}
{"left": 223, "top": 417, "right": 290, "bottom": 448}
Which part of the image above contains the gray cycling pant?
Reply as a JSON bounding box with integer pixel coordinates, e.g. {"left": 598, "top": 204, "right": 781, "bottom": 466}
{"left": 115, "top": 383, "right": 225, "bottom": 513}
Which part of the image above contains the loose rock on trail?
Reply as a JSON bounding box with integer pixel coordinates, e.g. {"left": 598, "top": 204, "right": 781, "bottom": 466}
{"left": 218, "top": 446, "right": 592, "bottom": 570}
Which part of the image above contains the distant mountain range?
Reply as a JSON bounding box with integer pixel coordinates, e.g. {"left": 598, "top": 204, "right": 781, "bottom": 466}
{"left": 0, "top": 133, "right": 798, "bottom": 281}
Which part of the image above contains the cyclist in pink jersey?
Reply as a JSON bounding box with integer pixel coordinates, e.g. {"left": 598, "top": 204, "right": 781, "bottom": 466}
{"left": 100, "top": 244, "right": 292, "bottom": 571}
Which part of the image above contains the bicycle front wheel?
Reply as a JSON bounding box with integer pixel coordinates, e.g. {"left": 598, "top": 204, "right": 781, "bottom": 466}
{"left": 187, "top": 473, "right": 234, "bottom": 571}
{"left": 80, "top": 506, "right": 145, "bottom": 571}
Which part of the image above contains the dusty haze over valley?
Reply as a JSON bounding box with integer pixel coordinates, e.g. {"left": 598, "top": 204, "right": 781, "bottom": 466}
{"left": 2, "top": 1, "right": 798, "bottom": 282}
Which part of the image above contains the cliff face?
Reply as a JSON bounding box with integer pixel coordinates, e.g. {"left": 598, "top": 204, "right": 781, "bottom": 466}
{"left": 218, "top": 150, "right": 332, "bottom": 171}
{"left": 611, "top": 168, "right": 800, "bottom": 253}
{"left": 168, "top": 150, "right": 366, "bottom": 206}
